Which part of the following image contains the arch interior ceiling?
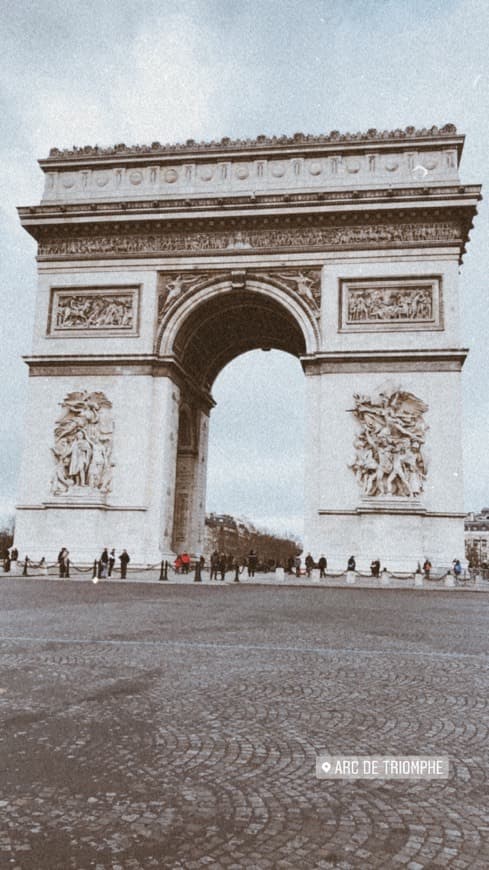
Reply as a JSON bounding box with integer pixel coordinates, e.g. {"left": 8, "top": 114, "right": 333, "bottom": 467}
{"left": 173, "top": 290, "right": 306, "bottom": 389}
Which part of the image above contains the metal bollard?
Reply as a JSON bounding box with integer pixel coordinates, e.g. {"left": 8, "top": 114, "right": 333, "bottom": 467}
{"left": 234, "top": 565, "right": 240, "bottom": 583}
{"left": 194, "top": 561, "right": 202, "bottom": 582}
{"left": 160, "top": 560, "right": 169, "bottom": 581}
{"left": 23, "top": 557, "right": 28, "bottom": 576}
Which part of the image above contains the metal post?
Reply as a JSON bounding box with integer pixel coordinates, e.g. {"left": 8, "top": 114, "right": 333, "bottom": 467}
{"left": 23, "top": 557, "right": 28, "bottom": 576}
{"left": 194, "top": 560, "right": 201, "bottom": 582}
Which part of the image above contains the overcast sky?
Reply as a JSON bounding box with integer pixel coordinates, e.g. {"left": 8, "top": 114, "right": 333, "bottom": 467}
{"left": 1, "top": 0, "right": 488, "bottom": 536}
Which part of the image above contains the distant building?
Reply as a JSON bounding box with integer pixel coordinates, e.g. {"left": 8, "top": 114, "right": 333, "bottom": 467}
{"left": 204, "top": 513, "right": 300, "bottom": 564}
{"left": 465, "top": 509, "right": 489, "bottom": 566}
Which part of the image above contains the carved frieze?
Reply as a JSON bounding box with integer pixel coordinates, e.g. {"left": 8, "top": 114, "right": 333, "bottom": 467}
{"left": 39, "top": 219, "right": 462, "bottom": 260}
{"left": 340, "top": 277, "right": 442, "bottom": 332}
{"left": 350, "top": 385, "right": 429, "bottom": 499}
{"left": 51, "top": 391, "right": 114, "bottom": 496}
{"left": 49, "top": 287, "right": 139, "bottom": 336}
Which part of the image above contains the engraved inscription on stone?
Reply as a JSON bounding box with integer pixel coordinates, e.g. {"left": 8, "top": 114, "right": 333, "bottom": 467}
{"left": 340, "top": 277, "right": 441, "bottom": 332}
{"left": 350, "top": 385, "right": 428, "bottom": 499}
{"left": 49, "top": 287, "right": 139, "bottom": 335}
{"left": 51, "top": 391, "right": 114, "bottom": 496}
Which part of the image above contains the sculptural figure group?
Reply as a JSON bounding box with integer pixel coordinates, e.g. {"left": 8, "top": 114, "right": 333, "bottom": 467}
{"left": 347, "top": 286, "right": 433, "bottom": 322}
{"left": 51, "top": 391, "right": 114, "bottom": 495}
{"left": 55, "top": 294, "right": 133, "bottom": 330}
{"left": 351, "top": 386, "right": 428, "bottom": 498}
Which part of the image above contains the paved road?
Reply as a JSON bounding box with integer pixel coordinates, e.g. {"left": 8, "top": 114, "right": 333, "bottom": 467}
{"left": 1, "top": 579, "right": 488, "bottom": 869}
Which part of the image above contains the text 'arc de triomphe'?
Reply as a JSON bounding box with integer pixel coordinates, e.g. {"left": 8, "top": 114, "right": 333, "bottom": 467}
{"left": 15, "top": 125, "right": 481, "bottom": 570}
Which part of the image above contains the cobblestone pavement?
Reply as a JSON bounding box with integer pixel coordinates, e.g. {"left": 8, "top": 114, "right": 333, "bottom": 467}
{"left": 1, "top": 579, "right": 489, "bottom": 869}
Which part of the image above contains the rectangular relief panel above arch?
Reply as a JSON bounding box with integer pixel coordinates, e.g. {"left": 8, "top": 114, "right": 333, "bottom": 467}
{"left": 338, "top": 276, "right": 443, "bottom": 334}
{"left": 47, "top": 285, "right": 141, "bottom": 338}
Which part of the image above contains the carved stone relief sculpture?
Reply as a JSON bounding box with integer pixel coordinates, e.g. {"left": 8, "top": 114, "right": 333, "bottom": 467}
{"left": 51, "top": 391, "right": 114, "bottom": 496}
{"left": 49, "top": 288, "right": 138, "bottom": 335}
{"left": 157, "top": 268, "right": 322, "bottom": 324}
{"left": 39, "top": 220, "right": 461, "bottom": 260}
{"left": 340, "top": 277, "right": 441, "bottom": 332}
{"left": 350, "top": 385, "right": 428, "bottom": 498}
{"left": 158, "top": 273, "right": 215, "bottom": 321}
{"left": 273, "top": 270, "right": 321, "bottom": 309}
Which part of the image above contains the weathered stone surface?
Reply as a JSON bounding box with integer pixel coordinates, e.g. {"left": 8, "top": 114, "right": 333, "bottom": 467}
{"left": 13, "top": 128, "right": 481, "bottom": 568}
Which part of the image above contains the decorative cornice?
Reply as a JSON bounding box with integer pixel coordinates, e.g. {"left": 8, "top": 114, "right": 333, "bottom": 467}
{"left": 45, "top": 124, "right": 460, "bottom": 162}
{"left": 318, "top": 508, "right": 467, "bottom": 518}
{"left": 18, "top": 183, "right": 482, "bottom": 221}
{"left": 300, "top": 348, "right": 468, "bottom": 374}
{"left": 23, "top": 354, "right": 215, "bottom": 412}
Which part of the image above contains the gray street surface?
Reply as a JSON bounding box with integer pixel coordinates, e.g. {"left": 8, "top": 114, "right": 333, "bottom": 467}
{"left": 1, "top": 578, "right": 489, "bottom": 869}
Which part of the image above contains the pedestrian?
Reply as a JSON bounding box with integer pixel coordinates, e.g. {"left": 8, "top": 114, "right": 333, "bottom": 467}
{"left": 247, "top": 550, "right": 258, "bottom": 578}
{"left": 58, "top": 547, "right": 69, "bottom": 578}
{"left": 108, "top": 548, "right": 116, "bottom": 577}
{"left": 452, "top": 559, "right": 462, "bottom": 581}
{"left": 10, "top": 547, "right": 18, "bottom": 564}
{"left": 305, "top": 553, "right": 314, "bottom": 577}
{"left": 100, "top": 548, "right": 109, "bottom": 579}
{"left": 39, "top": 557, "right": 48, "bottom": 577}
{"left": 318, "top": 555, "right": 327, "bottom": 578}
{"left": 294, "top": 553, "right": 302, "bottom": 577}
{"left": 3, "top": 550, "right": 11, "bottom": 573}
{"left": 181, "top": 552, "right": 191, "bottom": 574}
{"left": 370, "top": 559, "right": 381, "bottom": 578}
{"left": 347, "top": 555, "right": 356, "bottom": 572}
{"left": 210, "top": 550, "right": 219, "bottom": 580}
{"left": 423, "top": 558, "right": 432, "bottom": 580}
{"left": 218, "top": 552, "right": 227, "bottom": 581}
{"left": 119, "top": 549, "right": 130, "bottom": 579}
{"left": 174, "top": 554, "right": 182, "bottom": 574}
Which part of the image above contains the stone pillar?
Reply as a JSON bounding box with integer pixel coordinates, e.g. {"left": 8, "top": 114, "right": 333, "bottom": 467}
{"left": 300, "top": 356, "right": 466, "bottom": 572}
{"left": 172, "top": 400, "right": 209, "bottom": 557}
{"left": 145, "top": 375, "right": 181, "bottom": 562}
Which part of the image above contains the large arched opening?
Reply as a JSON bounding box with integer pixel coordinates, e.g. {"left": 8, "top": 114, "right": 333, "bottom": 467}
{"left": 157, "top": 279, "right": 317, "bottom": 555}
{"left": 206, "top": 348, "right": 305, "bottom": 544}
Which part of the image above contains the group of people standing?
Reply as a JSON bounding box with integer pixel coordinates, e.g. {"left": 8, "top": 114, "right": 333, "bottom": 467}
{"left": 97, "top": 548, "right": 131, "bottom": 579}
{"left": 208, "top": 549, "right": 259, "bottom": 581}
{"left": 174, "top": 552, "right": 191, "bottom": 574}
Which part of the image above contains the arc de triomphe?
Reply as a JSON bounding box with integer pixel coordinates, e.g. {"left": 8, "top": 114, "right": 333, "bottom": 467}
{"left": 14, "top": 125, "right": 480, "bottom": 570}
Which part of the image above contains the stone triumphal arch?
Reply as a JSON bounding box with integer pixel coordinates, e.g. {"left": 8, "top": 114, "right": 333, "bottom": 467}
{"left": 15, "top": 125, "right": 480, "bottom": 569}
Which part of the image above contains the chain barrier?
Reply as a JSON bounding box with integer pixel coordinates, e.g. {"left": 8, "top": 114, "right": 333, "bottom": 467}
{"left": 3, "top": 558, "right": 486, "bottom": 587}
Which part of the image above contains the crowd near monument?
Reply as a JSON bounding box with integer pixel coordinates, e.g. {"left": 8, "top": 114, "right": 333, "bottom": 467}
{"left": 13, "top": 125, "right": 481, "bottom": 570}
